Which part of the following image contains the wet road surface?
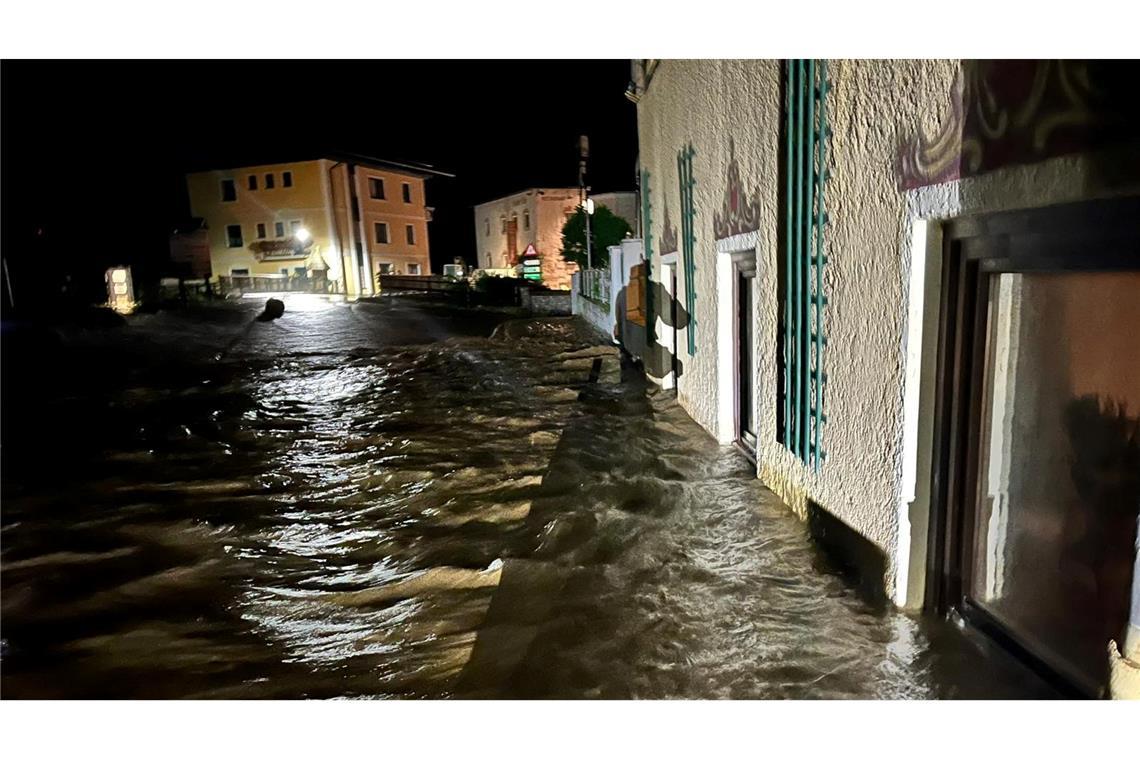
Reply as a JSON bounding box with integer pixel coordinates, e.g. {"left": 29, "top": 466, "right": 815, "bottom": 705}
{"left": 1, "top": 296, "right": 1056, "bottom": 698}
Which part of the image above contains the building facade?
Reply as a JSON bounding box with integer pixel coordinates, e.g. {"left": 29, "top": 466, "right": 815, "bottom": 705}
{"left": 473, "top": 188, "right": 636, "bottom": 289}
{"left": 187, "top": 156, "right": 447, "bottom": 296}
{"left": 631, "top": 59, "right": 1140, "bottom": 697}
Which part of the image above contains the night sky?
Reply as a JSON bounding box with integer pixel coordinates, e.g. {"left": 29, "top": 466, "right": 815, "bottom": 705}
{"left": 0, "top": 60, "right": 638, "bottom": 300}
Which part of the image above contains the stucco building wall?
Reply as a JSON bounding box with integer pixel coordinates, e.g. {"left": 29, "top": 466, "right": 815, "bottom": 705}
{"left": 473, "top": 188, "right": 580, "bottom": 289}
{"left": 635, "top": 59, "right": 1140, "bottom": 605}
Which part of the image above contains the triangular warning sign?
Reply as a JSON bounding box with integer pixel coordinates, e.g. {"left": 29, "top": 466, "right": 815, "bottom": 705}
{"left": 523, "top": 244, "right": 538, "bottom": 257}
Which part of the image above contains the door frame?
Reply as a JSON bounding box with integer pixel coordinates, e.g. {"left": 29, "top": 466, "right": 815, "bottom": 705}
{"left": 659, "top": 254, "right": 680, "bottom": 391}
{"left": 925, "top": 195, "right": 1140, "bottom": 697}
{"left": 732, "top": 254, "right": 758, "bottom": 460}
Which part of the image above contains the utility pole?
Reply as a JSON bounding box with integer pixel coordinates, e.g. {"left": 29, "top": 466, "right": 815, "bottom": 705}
{"left": 579, "top": 135, "right": 592, "bottom": 270}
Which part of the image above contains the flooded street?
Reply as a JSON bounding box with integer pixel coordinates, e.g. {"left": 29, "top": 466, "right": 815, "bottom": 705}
{"left": 1, "top": 298, "right": 1054, "bottom": 698}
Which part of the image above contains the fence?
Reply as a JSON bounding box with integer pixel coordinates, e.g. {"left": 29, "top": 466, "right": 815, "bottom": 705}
{"left": 377, "top": 274, "right": 465, "bottom": 293}
{"left": 216, "top": 274, "right": 339, "bottom": 296}
{"left": 578, "top": 268, "right": 611, "bottom": 305}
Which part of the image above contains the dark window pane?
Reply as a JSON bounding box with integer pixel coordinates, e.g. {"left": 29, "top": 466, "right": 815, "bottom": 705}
{"left": 970, "top": 271, "right": 1140, "bottom": 693}
{"left": 256, "top": 223, "right": 266, "bottom": 239}
{"left": 265, "top": 173, "right": 275, "bottom": 189}
{"left": 221, "top": 179, "right": 236, "bottom": 202}
{"left": 274, "top": 222, "right": 285, "bottom": 238}
{"left": 282, "top": 171, "right": 293, "bottom": 188}
{"left": 226, "top": 224, "right": 243, "bottom": 248}
{"left": 248, "top": 175, "right": 258, "bottom": 191}
{"left": 405, "top": 225, "right": 415, "bottom": 245}
{"left": 374, "top": 223, "right": 388, "bottom": 244}
{"left": 402, "top": 183, "right": 412, "bottom": 203}
{"left": 369, "top": 178, "right": 385, "bottom": 199}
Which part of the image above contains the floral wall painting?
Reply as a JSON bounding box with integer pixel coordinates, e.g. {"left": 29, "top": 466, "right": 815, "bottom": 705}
{"left": 713, "top": 138, "right": 763, "bottom": 240}
{"left": 896, "top": 60, "right": 1140, "bottom": 191}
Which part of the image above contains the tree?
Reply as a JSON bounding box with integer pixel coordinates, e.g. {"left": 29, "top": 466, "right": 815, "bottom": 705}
{"left": 559, "top": 204, "right": 632, "bottom": 270}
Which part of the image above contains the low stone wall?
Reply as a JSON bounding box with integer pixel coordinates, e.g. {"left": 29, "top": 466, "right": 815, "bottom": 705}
{"left": 519, "top": 288, "right": 572, "bottom": 316}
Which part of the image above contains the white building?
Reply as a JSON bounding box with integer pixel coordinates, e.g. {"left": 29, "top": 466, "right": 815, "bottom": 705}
{"left": 630, "top": 59, "right": 1140, "bottom": 697}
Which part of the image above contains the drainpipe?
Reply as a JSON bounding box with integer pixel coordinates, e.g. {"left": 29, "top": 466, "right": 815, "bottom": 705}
{"left": 1109, "top": 521, "right": 1140, "bottom": 699}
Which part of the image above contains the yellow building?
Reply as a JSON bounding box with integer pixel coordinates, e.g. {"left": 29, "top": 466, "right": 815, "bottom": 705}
{"left": 186, "top": 155, "right": 452, "bottom": 297}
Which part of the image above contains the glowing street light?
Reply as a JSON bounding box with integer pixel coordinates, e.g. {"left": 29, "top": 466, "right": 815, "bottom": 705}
{"left": 583, "top": 197, "right": 595, "bottom": 270}
{"left": 294, "top": 227, "right": 312, "bottom": 243}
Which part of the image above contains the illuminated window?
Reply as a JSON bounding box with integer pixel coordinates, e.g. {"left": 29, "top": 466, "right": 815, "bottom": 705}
{"left": 290, "top": 220, "right": 302, "bottom": 234}
{"left": 282, "top": 171, "right": 293, "bottom": 188}
{"left": 407, "top": 263, "right": 421, "bottom": 275}
{"left": 405, "top": 224, "right": 415, "bottom": 245}
{"left": 256, "top": 223, "right": 266, "bottom": 239}
{"left": 248, "top": 175, "right": 258, "bottom": 191}
{"left": 226, "top": 224, "right": 243, "bottom": 248}
{"left": 265, "top": 173, "right": 275, "bottom": 189}
{"left": 402, "top": 183, "right": 412, "bottom": 203}
{"left": 221, "top": 179, "right": 236, "bottom": 202}
{"left": 374, "top": 222, "right": 389, "bottom": 244}
{"left": 274, "top": 221, "right": 285, "bottom": 238}
{"left": 369, "top": 178, "right": 385, "bottom": 199}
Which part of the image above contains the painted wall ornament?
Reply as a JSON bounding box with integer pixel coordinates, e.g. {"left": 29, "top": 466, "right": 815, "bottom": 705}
{"left": 659, "top": 203, "right": 678, "bottom": 255}
{"left": 713, "top": 138, "right": 763, "bottom": 239}
{"left": 897, "top": 60, "right": 1140, "bottom": 190}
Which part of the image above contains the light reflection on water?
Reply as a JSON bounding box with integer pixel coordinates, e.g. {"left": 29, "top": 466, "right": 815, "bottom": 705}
{"left": 0, "top": 300, "right": 1055, "bottom": 698}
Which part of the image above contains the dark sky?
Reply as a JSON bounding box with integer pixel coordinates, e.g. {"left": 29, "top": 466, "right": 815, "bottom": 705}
{"left": 1, "top": 60, "right": 638, "bottom": 292}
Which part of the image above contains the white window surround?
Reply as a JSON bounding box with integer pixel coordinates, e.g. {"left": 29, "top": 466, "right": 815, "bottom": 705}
{"left": 407, "top": 263, "right": 421, "bottom": 275}
{"left": 714, "top": 230, "right": 761, "bottom": 446}
{"left": 657, "top": 252, "right": 679, "bottom": 391}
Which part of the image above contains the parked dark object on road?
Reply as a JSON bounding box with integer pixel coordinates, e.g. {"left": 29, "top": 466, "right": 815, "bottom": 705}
{"left": 257, "top": 297, "right": 285, "bottom": 321}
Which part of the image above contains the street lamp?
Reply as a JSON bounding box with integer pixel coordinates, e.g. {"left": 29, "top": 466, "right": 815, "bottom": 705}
{"left": 583, "top": 197, "right": 595, "bottom": 270}
{"left": 294, "top": 227, "right": 311, "bottom": 243}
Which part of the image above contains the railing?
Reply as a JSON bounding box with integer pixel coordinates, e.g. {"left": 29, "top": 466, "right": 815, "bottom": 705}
{"left": 377, "top": 274, "right": 465, "bottom": 293}
{"left": 217, "top": 274, "right": 340, "bottom": 296}
{"left": 577, "top": 268, "right": 611, "bottom": 306}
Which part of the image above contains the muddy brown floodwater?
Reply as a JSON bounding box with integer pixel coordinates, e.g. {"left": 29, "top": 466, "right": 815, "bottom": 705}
{"left": 1, "top": 296, "right": 1056, "bottom": 698}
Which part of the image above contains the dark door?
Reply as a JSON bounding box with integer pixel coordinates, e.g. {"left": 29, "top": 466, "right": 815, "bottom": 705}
{"left": 734, "top": 257, "right": 757, "bottom": 455}
{"left": 506, "top": 219, "right": 519, "bottom": 264}
{"left": 930, "top": 197, "right": 1140, "bottom": 697}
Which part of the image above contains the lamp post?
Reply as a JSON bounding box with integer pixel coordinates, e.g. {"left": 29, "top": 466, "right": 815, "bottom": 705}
{"left": 584, "top": 197, "right": 595, "bottom": 270}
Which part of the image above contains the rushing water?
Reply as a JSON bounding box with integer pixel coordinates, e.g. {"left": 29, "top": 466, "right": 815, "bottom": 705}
{"left": 1, "top": 296, "right": 1054, "bottom": 698}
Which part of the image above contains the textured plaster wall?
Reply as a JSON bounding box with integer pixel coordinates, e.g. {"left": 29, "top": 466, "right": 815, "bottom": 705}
{"left": 637, "top": 60, "right": 958, "bottom": 599}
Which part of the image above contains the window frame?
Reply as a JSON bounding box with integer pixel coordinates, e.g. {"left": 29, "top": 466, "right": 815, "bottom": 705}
{"left": 926, "top": 196, "right": 1140, "bottom": 698}
{"left": 256, "top": 222, "right": 267, "bottom": 239}
{"left": 374, "top": 221, "right": 390, "bottom": 244}
{"left": 248, "top": 175, "right": 258, "bottom": 191}
{"left": 225, "top": 224, "right": 244, "bottom": 248}
{"left": 402, "top": 182, "right": 412, "bottom": 203}
{"left": 282, "top": 171, "right": 293, "bottom": 188}
{"left": 264, "top": 173, "right": 275, "bottom": 190}
{"left": 221, "top": 179, "right": 237, "bottom": 202}
{"left": 369, "top": 177, "right": 386, "bottom": 200}
{"left": 405, "top": 224, "right": 416, "bottom": 245}
{"left": 274, "top": 221, "right": 286, "bottom": 238}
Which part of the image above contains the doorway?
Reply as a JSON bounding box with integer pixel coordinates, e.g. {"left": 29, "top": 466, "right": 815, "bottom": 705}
{"left": 733, "top": 254, "right": 757, "bottom": 457}
{"left": 928, "top": 197, "right": 1140, "bottom": 697}
{"left": 660, "top": 260, "right": 680, "bottom": 390}
{"left": 506, "top": 218, "right": 519, "bottom": 264}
